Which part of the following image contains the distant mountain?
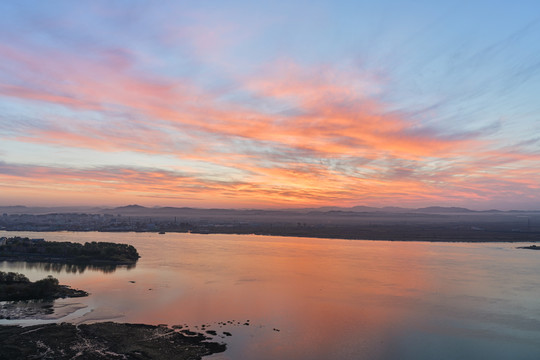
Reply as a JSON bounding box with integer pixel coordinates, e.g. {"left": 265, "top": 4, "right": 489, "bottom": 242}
{"left": 350, "top": 206, "right": 380, "bottom": 212}
{"left": 292, "top": 205, "right": 383, "bottom": 213}
{"left": 111, "top": 204, "right": 148, "bottom": 211}
{"left": 2, "top": 204, "right": 539, "bottom": 218}
{"left": 288, "top": 205, "right": 473, "bottom": 214}
{"left": 413, "top": 206, "right": 474, "bottom": 214}
{"left": 100, "top": 204, "right": 153, "bottom": 215}
{"left": 0, "top": 205, "right": 29, "bottom": 211}
{"left": 0, "top": 205, "right": 96, "bottom": 214}
{"left": 381, "top": 206, "right": 413, "bottom": 213}
{"left": 0, "top": 205, "right": 479, "bottom": 216}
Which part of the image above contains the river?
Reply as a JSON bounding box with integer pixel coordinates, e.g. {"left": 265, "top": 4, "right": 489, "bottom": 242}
{"left": 1, "top": 231, "right": 540, "bottom": 359}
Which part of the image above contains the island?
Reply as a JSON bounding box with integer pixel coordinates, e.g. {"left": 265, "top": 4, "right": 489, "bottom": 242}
{"left": 0, "top": 271, "right": 88, "bottom": 301}
{"left": 0, "top": 322, "right": 226, "bottom": 360}
{"left": 0, "top": 237, "right": 140, "bottom": 265}
{"left": 517, "top": 245, "right": 540, "bottom": 250}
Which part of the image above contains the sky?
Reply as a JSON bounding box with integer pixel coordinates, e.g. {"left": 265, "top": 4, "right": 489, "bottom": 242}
{"left": 0, "top": 0, "right": 539, "bottom": 210}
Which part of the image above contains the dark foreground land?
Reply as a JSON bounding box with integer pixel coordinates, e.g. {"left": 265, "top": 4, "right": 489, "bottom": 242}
{"left": 0, "top": 322, "right": 226, "bottom": 360}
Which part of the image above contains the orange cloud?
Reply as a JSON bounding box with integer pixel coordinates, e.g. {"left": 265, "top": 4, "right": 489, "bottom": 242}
{"left": 2, "top": 41, "right": 539, "bottom": 208}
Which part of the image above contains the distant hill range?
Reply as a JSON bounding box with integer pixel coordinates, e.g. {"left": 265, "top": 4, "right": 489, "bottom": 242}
{"left": 0, "top": 205, "right": 100, "bottom": 215}
{"left": 290, "top": 205, "right": 480, "bottom": 214}
{"left": 0, "top": 204, "right": 533, "bottom": 217}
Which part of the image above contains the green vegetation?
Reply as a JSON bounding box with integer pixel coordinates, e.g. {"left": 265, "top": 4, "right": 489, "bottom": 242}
{"left": 0, "top": 237, "right": 140, "bottom": 264}
{"left": 0, "top": 271, "right": 87, "bottom": 301}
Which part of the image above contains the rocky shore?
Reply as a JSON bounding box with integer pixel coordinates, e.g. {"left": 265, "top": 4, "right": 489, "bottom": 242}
{"left": 0, "top": 322, "right": 226, "bottom": 360}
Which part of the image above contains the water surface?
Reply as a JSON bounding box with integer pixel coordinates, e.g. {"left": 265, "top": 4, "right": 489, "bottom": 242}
{"left": 1, "top": 231, "right": 539, "bottom": 359}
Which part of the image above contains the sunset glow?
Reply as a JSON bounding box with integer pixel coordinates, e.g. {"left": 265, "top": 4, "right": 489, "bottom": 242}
{"left": 1, "top": 1, "right": 539, "bottom": 209}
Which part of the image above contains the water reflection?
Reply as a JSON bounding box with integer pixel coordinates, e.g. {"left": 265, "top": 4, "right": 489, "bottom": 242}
{"left": 0, "top": 260, "right": 135, "bottom": 274}
{"left": 1, "top": 232, "right": 540, "bottom": 360}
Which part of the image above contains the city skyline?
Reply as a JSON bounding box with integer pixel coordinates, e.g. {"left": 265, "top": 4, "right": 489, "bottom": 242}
{"left": 1, "top": 1, "right": 539, "bottom": 210}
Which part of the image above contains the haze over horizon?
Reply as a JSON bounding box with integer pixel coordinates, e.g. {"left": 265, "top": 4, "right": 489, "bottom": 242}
{"left": 1, "top": 1, "right": 539, "bottom": 210}
{"left": 1, "top": 203, "right": 539, "bottom": 214}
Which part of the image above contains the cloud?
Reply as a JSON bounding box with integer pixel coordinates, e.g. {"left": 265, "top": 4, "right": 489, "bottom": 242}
{"left": 1, "top": 37, "right": 481, "bottom": 166}
{"left": 1, "top": 26, "right": 540, "bottom": 209}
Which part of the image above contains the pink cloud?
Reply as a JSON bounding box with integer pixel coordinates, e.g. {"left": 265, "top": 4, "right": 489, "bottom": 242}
{"left": 2, "top": 40, "right": 539, "bottom": 208}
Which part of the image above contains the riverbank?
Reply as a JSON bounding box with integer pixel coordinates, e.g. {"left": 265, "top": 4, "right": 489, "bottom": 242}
{"left": 2, "top": 225, "right": 539, "bottom": 242}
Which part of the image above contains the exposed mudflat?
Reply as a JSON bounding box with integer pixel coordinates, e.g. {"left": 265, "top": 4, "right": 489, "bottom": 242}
{"left": 0, "top": 299, "right": 88, "bottom": 321}
{"left": 0, "top": 322, "right": 226, "bottom": 360}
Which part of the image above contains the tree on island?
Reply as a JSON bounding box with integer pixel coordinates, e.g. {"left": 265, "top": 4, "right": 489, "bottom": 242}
{"left": 0, "top": 271, "right": 87, "bottom": 301}
{"left": 0, "top": 237, "right": 140, "bottom": 264}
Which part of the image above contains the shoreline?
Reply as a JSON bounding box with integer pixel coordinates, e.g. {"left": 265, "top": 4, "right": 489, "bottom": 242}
{"left": 1, "top": 228, "right": 539, "bottom": 243}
